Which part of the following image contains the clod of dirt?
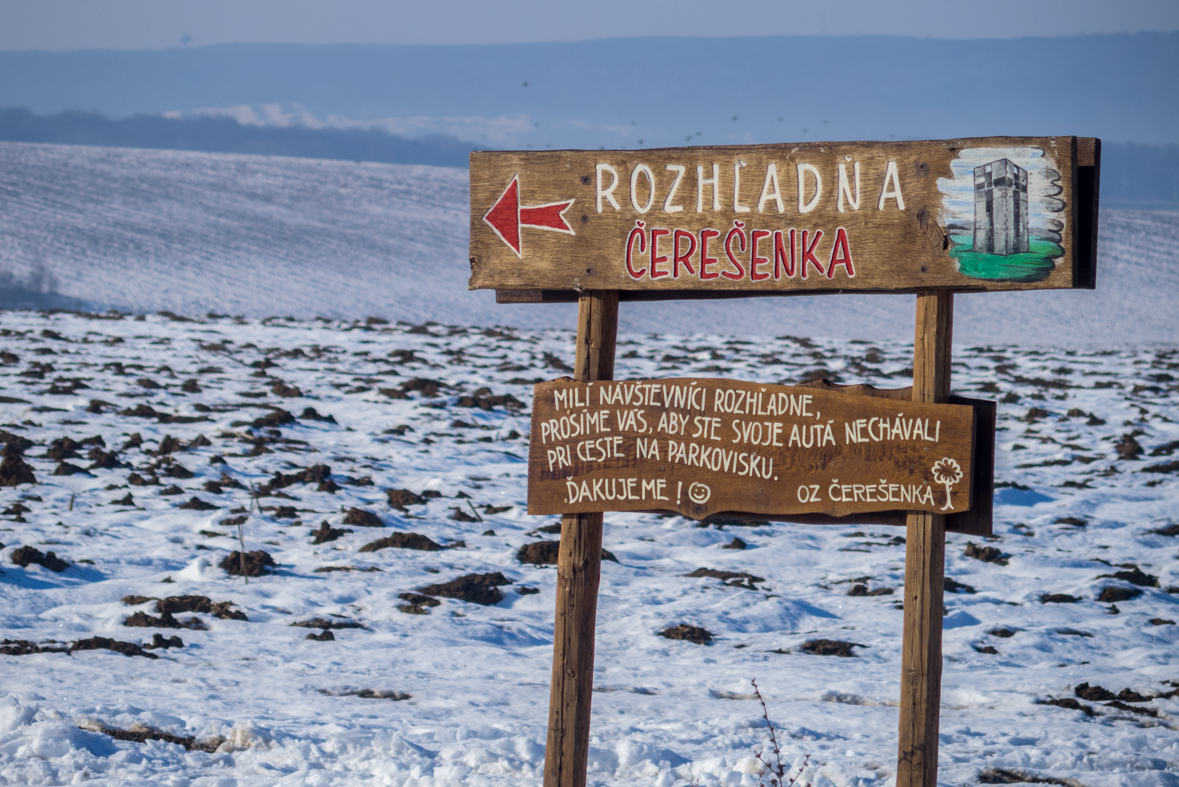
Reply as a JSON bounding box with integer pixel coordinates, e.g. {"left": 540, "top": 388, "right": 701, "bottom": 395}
{"left": 1115, "top": 433, "right": 1143, "bottom": 460}
{"left": 163, "top": 463, "right": 194, "bottom": 479}
{"left": 159, "top": 485, "right": 184, "bottom": 496}
{"left": 1, "top": 639, "right": 70, "bottom": 656}
{"left": 1096, "top": 586, "right": 1143, "bottom": 603}
{"left": 685, "top": 567, "right": 765, "bottom": 589}
{"left": 270, "top": 381, "right": 302, "bottom": 397}
{"left": 799, "top": 639, "right": 863, "bottom": 657}
{"left": 964, "top": 541, "right": 1008, "bottom": 565}
{"left": 659, "top": 624, "right": 714, "bottom": 645}
{"left": 721, "top": 537, "right": 747, "bottom": 550}
{"left": 69, "top": 637, "right": 158, "bottom": 659}
{"left": 1038, "top": 697, "right": 1096, "bottom": 716}
{"left": 1075, "top": 682, "right": 1116, "bottom": 702}
{"left": 124, "top": 611, "right": 207, "bottom": 630}
{"left": 342, "top": 507, "right": 384, "bottom": 527}
{"left": 399, "top": 378, "right": 447, "bottom": 397}
{"left": 448, "top": 506, "right": 480, "bottom": 522}
{"left": 1099, "top": 568, "right": 1158, "bottom": 587}
{"left": 78, "top": 720, "right": 220, "bottom": 752}
{"left": 53, "top": 461, "right": 90, "bottom": 476}
{"left": 848, "top": 584, "right": 894, "bottom": 597}
{"left": 291, "top": 618, "right": 364, "bottom": 630}
{"left": 307, "top": 631, "right": 334, "bottom": 641}
{"left": 299, "top": 407, "right": 336, "bottom": 423}
{"left": 973, "top": 644, "right": 999, "bottom": 654}
{"left": 147, "top": 634, "right": 184, "bottom": 649}
{"left": 11, "top": 545, "right": 69, "bottom": 572}
{"left": 385, "top": 488, "right": 426, "bottom": 510}
{"left": 944, "top": 578, "right": 977, "bottom": 594}
{"left": 0, "top": 452, "right": 37, "bottom": 486}
{"left": 250, "top": 409, "right": 296, "bottom": 429}
{"left": 978, "top": 767, "right": 1082, "bottom": 785}
{"left": 178, "top": 497, "right": 219, "bottom": 511}
{"left": 219, "top": 550, "right": 276, "bottom": 577}
{"left": 44, "top": 437, "right": 82, "bottom": 460}
{"left": 311, "top": 521, "right": 351, "bottom": 544}
{"left": 1040, "top": 593, "right": 1080, "bottom": 603}
{"left": 1149, "top": 523, "right": 1179, "bottom": 536}
{"left": 327, "top": 688, "right": 411, "bottom": 700}
{"left": 1055, "top": 517, "right": 1088, "bottom": 527}
{"left": 121, "top": 595, "right": 156, "bottom": 606}
{"left": 397, "top": 592, "right": 441, "bottom": 614}
{"left": 271, "top": 506, "right": 298, "bottom": 519}
{"left": 483, "top": 505, "right": 512, "bottom": 515}
{"left": 516, "top": 540, "right": 618, "bottom": 566}
{"left": 1117, "top": 688, "right": 1150, "bottom": 703}
{"left": 112, "top": 492, "right": 134, "bottom": 506}
{"left": 359, "top": 532, "right": 442, "bottom": 553}
{"left": 419, "top": 572, "right": 512, "bottom": 605}
{"left": 455, "top": 390, "right": 524, "bottom": 411}
{"left": 156, "top": 595, "right": 247, "bottom": 620}
{"left": 988, "top": 627, "right": 1017, "bottom": 638}
{"left": 1150, "top": 618, "right": 1175, "bottom": 625}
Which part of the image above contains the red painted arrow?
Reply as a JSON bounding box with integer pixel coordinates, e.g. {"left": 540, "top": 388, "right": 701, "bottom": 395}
{"left": 482, "top": 175, "right": 575, "bottom": 257}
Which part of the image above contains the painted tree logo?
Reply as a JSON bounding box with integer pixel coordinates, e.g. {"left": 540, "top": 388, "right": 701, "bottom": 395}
{"left": 931, "top": 458, "right": 963, "bottom": 511}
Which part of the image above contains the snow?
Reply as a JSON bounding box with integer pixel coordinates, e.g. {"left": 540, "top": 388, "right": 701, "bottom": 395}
{"left": 1, "top": 141, "right": 1177, "bottom": 347}
{"left": 0, "top": 311, "right": 1176, "bottom": 786}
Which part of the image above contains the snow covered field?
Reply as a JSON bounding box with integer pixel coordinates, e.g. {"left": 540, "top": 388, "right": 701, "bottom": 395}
{"left": 0, "top": 310, "right": 1177, "bottom": 786}
{"left": 1, "top": 141, "right": 1177, "bottom": 347}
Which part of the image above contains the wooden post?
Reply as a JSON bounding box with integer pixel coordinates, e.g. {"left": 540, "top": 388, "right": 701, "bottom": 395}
{"left": 543, "top": 290, "right": 619, "bottom": 787}
{"left": 896, "top": 290, "right": 953, "bottom": 786}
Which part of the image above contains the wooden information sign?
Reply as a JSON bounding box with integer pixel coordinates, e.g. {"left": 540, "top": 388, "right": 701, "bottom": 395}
{"left": 471, "top": 137, "right": 1098, "bottom": 299}
{"left": 467, "top": 137, "right": 1100, "bottom": 787}
{"left": 529, "top": 377, "right": 974, "bottom": 520}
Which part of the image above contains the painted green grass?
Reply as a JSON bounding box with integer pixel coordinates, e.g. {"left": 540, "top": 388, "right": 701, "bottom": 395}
{"left": 949, "top": 235, "right": 1063, "bottom": 282}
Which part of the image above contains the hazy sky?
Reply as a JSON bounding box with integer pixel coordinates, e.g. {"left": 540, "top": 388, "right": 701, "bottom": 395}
{"left": 2, "top": 0, "right": 1178, "bottom": 50}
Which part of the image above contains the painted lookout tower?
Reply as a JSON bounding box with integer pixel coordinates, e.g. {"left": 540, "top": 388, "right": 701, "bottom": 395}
{"left": 973, "top": 158, "right": 1029, "bottom": 255}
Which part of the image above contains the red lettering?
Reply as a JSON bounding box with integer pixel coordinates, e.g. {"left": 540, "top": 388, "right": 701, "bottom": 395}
{"left": 749, "top": 229, "right": 770, "bottom": 281}
{"left": 827, "top": 227, "right": 855, "bottom": 278}
{"left": 649, "top": 228, "right": 670, "bottom": 279}
{"left": 773, "top": 229, "right": 796, "bottom": 279}
{"left": 699, "top": 228, "right": 720, "bottom": 280}
{"left": 626, "top": 221, "right": 647, "bottom": 279}
{"left": 722, "top": 221, "right": 747, "bottom": 280}
{"left": 801, "top": 229, "right": 825, "bottom": 279}
{"left": 672, "top": 229, "right": 697, "bottom": 277}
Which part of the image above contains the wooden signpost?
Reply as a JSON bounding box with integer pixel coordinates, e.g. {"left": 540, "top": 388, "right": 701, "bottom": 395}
{"left": 468, "top": 137, "right": 1100, "bottom": 787}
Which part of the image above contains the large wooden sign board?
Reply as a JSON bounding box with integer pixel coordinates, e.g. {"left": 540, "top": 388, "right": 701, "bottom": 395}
{"left": 529, "top": 378, "right": 974, "bottom": 520}
{"left": 467, "top": 137, "right": 1100, "bottom": 787}
{"left": 471, "top": 137, "right": 1099, "bottom": 300}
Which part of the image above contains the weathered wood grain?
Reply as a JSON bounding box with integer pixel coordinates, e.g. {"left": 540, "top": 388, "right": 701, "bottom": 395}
{"left": 528, "top": 377, "right": 974, "bottom": 520}
{"left": 896, "top": 291, "right": 953, "bottom": 787}
{"left": 471, "top": 137, "right": 1093, "bottom": 296}
{"left": 543, "top": 291, "right": 618, "bottom": 787}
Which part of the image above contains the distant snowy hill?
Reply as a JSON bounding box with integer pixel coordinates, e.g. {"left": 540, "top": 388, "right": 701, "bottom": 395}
{"left": 1, "top": 141, "right": 1176, "bottom": 347}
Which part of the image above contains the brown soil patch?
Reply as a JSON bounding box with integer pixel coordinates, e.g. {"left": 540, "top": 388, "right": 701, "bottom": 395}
{"left": 290, "top": 617, "right": 364, "bottom": 630}
{"left": 219, "top": 550, "right": 276, "bottom": 577}
{"left": 659, "top": 624, "right": 713, "bottom": 645}
{"left": 685, "top": 567, "right": 764, "bottom": 588}
{"left": 1096, "top": 586, "right": 1142, "bottom": 603}
{"left": 1040, "top": 593, "right": 1080, "bottom": 603}
{"left": 342, "top": 508, "right": 384, "bottom": 527}
{"left": 1098, "top": 568, "right": 1158, "bottom": 587}
{"left": 799, "top": 639, "right": 863, "bottom": 657}
{"left": 385, "top": 488, "right": 426, "bottom": 510}
{"left": 1039, "top": 697, "right": 1096, "bottom": 716}
{"left": 311, "top": 521, "right": 351, "bottom": 544}
{"left": 11, "top": 546, "right": 69, "bottom": 572}
{"left": 1074, "top": 682, "right": 1116, "bottom": 701}
{"left": 964, "top": 541, "right": 1008, "bottom": 565}
{"left": 1, "top": 639, "right": 69, "bottom": 656}
{"left": 847, "top": 584, "right": 894, "bottom": 597}
{"left": 359, "top": 532, "right": 442, "bottom": 553}
{"left": 178, "top": 497, "right": 219, "bottom": 511}
{"left": 69, "top": 637, "right": 158, "bottom": 659}
{"left": 124, "top": 611, "right": 207, "bottom": 630}
{"left": 156, "top": 595, "right": 247, "bottom": 620}
{"left": 516, "top": 540, "right": 618, "bottom": 565}
{"left": 79, "top": 720, "right": 221, "bottom": 752}
{"left": 419, "top": 572, "right": 511, "bottom": 605}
